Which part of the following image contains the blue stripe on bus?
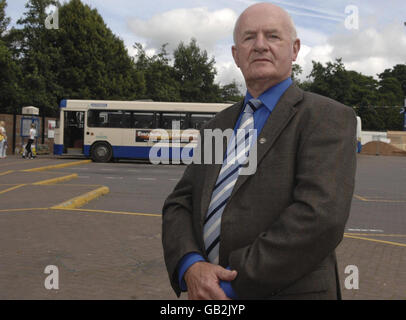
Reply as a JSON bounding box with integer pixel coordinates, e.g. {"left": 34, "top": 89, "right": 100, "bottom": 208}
{"left": 84, "top": 145, "right": 195, "bottom": 160}
{"left": 55, "top": 144, "right": 195, "bottom": 160}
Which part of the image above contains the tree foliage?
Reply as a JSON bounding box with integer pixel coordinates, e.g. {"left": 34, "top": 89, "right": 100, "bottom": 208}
{"left": 57, "top": 0, "right": 145, "bottom": 101}
{"left": 0, "top": 0, "right": 22, "bottom": 112}
{"left": 299, "top": 58, "right": 406, "bottom": 131}
{"left": 173, "top": 38, "right": 221, "bottom": 102}
{"left": 134, "top": 43, "right": 179, "bottom": 101}
{"left": 0, "top": 0, "right": 10, "bottom": 37}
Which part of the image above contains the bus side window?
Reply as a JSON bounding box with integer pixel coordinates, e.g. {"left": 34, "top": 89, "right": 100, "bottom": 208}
{"left": 133, "top": 112, "right": 154, "bottom": 129}
{"left": 161, "top": 113, "right": 187, "bottom": 130}
{"left": 190, "top": 113, "right": 216, "bottom": 130}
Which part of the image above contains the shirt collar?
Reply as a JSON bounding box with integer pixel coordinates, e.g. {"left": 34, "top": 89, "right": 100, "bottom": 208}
{"left": 244, "top": 77, "right": 293, "bottom": 113}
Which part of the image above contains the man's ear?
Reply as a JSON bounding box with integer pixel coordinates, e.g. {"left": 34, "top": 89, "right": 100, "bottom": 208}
{"left": 232, "top": 45, "right": 240, "bottom": 68}
{"left": 292, "top": 38, "right": 301, "bottom": 62}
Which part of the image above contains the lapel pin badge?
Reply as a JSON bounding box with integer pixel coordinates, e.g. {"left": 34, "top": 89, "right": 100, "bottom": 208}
{"left": 259, "top": 137, "right": 267, "bottom": 144}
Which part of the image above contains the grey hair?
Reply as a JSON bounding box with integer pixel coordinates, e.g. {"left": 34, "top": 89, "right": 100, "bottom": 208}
{"left": 233, "top": 8, "right": 298, "bottom": 44}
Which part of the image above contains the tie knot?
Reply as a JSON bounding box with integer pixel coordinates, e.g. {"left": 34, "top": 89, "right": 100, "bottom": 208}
{"left": 246, "top": 99, "right": 262, "bottom": 113}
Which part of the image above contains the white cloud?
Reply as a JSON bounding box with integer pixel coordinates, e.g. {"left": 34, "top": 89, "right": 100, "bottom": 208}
{"left": 294, "top": 21, "right": 406, "bottom": 82}
{"left": 330, "top": 23, "right": 406, "bottom": 63}
{"left": 127, "top": 7, "right": 237, "bottom": 52}
{"left": 215, "top": 61, "right": 246, "bottom": 91}
{"left": 295, "top": 44, "right": 334, "bottom": 81}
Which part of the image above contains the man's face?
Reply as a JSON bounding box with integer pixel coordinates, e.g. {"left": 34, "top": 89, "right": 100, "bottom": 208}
{"left": 232, "top": 6, "right": 300, "bottom": 87}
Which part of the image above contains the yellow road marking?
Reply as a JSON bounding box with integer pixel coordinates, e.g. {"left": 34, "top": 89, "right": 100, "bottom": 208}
{"left": 0, "top": 184, "right": 26, "bottom": 195}
{"left": 55, "top": 184, "right": 106, "bottom": 188}
{"left": 353, "top": 194, "right": 406, "bottom": 203}
{"left": 0, "top": 207, "right": 161, "bottom": 218}
{"left": 353, "top": 194, "right": 368, "bottom": 201}
{"left": 0, "top": 170, "right": 15, "bottom": 176}
{"left": 345, "top": 233, "right": 406, "bottom": 238}
{"left": 344, "top": 234, "right": 406, "bottom": 247}
{"left": 32, "top": 174, "right": 78, "bottom": 185}
{"left": 51, "top": 186, "right": 110, "bottom": 210}
{"left": 22, "top": 160, "right": 91, "bottom": 172}
{"left": 0, "top": 208, "right": 49, "bottom": 213}
{"left": 55, "top": 208, "right": 161, "bottom": 217}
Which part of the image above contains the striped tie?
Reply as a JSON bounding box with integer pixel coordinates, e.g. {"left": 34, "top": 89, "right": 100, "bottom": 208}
{"left": 203, "top": 98, "right": 262, "bottom": 264}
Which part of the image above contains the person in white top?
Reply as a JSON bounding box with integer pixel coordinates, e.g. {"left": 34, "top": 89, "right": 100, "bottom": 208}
{"left": 0, "top": 121, "right": 7, "bottom": 159}
{"left": 25, "top": 123, "right": 36, "bottom": 159}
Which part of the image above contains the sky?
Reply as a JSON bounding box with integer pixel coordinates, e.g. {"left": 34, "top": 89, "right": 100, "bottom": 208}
{"left": 5, "top": 0, "right": 406, "bottom": 92}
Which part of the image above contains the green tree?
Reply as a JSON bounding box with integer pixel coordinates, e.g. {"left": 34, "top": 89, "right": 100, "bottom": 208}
{"left": 57, "top": 0, "right": 145, "bottom": 102}
{"left": 291, "top": 63, "right": 302, "bottom": 84}
{"left": 308, "top": 59, "right": 352, "bottom": 104}
{"left": 346, "top": 71, "right": 379, "bottom": 106}
{"left": 0, "top": 0, "right": 10, "bottom": 37}
{"left": 8, "top": 0, "right": 63, "bottom": 115}
{"left": 220, "top": 80, "right": 243, "bottom": 102}
{"left": 379, "top": 64, "right": 406, "bottom": 97}
{"left": 173, "top": 38, "right": 220, "bottom": 102}
{"left": 377, "top": 77, "right": 403, "bottom": 106}
{"left": 307, "top": 58, "right": 380, "bottom": 107}
{"left": 7, "top": 0, "right": 145, "bottom": 115}
{"left": 134, "top": 42, "right": 180, "bottom": 101}
{"left": 0, "top": 0, "right": 22, "bottom": 113}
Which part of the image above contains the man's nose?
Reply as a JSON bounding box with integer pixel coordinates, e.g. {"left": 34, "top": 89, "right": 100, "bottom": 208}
{"left": 253, "top": 34, "right": 268, "bottom": 52}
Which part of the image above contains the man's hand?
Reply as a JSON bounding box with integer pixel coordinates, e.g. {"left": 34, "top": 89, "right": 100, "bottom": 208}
{"left": 184, "top": 262, "right": 238, "bottom": 300}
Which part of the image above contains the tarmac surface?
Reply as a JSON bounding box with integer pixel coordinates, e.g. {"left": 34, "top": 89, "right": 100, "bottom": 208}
{"left": 0, "top": 154, "right": 405, "bottom": 300}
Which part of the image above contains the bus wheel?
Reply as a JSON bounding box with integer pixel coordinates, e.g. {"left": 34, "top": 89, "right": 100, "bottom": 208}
{"left": 91, "top": 142, "right": 112, "bottom": 162}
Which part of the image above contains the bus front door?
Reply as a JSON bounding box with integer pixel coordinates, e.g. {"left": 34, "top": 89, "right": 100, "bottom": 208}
{"left": 63, "top": 111, "right": 85, "bottom": 154}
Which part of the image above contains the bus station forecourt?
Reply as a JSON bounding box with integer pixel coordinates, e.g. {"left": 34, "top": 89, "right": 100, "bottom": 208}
{"left": 0, "top": 151, "right": 405, "bottom": 300}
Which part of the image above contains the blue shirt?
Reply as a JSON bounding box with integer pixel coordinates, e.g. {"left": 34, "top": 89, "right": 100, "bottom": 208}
{"left": 178, "top": 77, "right": 293, "bottom": 298}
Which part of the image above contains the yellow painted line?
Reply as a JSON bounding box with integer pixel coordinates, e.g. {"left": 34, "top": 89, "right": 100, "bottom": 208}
{"left": 353, "top": 194, "right": 368, "bottom": 201}
{"left": 51, "top": 186, "right": 110, "bottom": 210}
{"left": 0, "top": 184, "right": 26, "bottom": 195}
{"left": 345, "top": 233, "right": 406, "bottom": 238}
{"left": 22, "top": 160, "right": 92, "bottom": 172}
{"left": 344, "top": 234, "right": 406, "bottom": 248}
{"left": 0, "top": 206, "right": 161, "bottom": 217}
{"left": 54, "top": 208, "right": 161, "bottom": 217}
{"left": 353, "top": 194, "right": 406, "bottom": 203}
{"left": 55, "top": 184, "right": 106, "bottom": 188}
{"left": 32, "top": 174, "right": 78, "bottom": 185}
{"left": 0, "top": 208, "right": 49, "bottom": 213}
{"left": 0, "top": 170, "right": 15, "bottom": 176}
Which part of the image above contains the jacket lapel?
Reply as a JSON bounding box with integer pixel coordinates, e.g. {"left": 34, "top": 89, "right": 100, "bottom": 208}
{"left": 228, "top": 84, "right": 304, "bottom": 201}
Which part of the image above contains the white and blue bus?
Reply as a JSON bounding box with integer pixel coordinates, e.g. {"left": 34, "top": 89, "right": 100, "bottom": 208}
{"left": 53, "top": 99, "right": 232, "bottom": 162}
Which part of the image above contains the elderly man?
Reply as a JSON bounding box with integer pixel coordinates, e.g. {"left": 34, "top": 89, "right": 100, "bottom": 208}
{"left": 162, "top": 2, "right": 356, "bottom": 300}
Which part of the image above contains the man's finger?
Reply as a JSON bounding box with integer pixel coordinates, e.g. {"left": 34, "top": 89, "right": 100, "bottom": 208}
{"left": 217, "top": 267, "right": 238, "bottom": 282}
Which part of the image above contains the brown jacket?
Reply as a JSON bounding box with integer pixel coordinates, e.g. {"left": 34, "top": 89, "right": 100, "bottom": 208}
{"left": 162, "top": 84, "right": 357, "bottom": 299}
